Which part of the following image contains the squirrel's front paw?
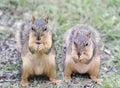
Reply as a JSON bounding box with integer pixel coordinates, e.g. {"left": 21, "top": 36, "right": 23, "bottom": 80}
{"left": 38, "top": 44, "right": 44, "bottom": 51}
{"left": 33, "top": 44, "right": 44, "bottom": 51}
{"left": 33, "top": 44, "right": 38, "bottom": 51}
{"left": 72, "top": 56, "right": 79, "bottom": 63}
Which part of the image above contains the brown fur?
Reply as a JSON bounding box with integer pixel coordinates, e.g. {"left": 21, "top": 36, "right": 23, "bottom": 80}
{"left": 17, "top": 16, "right": 60, "bottom": 86}
{"left": 63, "top": 24, "right": 102, "bottom": 84}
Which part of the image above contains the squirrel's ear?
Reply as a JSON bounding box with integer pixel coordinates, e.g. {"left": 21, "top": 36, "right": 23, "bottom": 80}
{"left": 76, "top": 30, "right": 80, "bottom": 36}
{"left": 74, "top": 40, "right": 78, "bottom": 47}
{"left": 32, "top": 15, "right": 35, "bottom": 23}
{"left": 45, "top": 15, "right": 49, "bottom": 24}
{"left": 75, "top": 29, "right": 80, "bottom": 38}
{"left": 87, "top": 31, "right": 91, "bottom": 38}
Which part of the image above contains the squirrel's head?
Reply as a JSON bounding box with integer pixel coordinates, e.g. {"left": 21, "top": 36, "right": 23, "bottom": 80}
{"left": 28, "top": 15, "right": 52, "bottom": 53}
{"left": 71, "top": 29, "right": 94, "bottom": 64}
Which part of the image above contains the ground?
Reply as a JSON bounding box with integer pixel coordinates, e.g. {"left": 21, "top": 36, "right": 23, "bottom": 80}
{"left": 0, "top": 0, "right": 120, "bottom": 88}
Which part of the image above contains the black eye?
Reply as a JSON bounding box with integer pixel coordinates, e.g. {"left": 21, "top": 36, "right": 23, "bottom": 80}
{"left": 43, "top": 27, "right": 47, "bottom": 31}
{"left": 31, "top": 27, "right": 35, "bottom": 31}
{"left": 85, "top": 43, "right": 88, "bottom": 46}
{"left": 74, "top": 41, "right": 77, "bottom": 47}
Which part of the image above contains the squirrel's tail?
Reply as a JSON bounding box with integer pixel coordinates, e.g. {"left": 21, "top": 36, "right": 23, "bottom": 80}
{"left": 15, "top": 29, "right": 22, "bottom": 52}
{"left": 15, "top": 23, "right": 26, "bottom": 52}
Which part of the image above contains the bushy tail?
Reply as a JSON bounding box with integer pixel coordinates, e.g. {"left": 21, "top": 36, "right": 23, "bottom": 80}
{"left": 15, "top": 29, "right": 22, "bottom": 52}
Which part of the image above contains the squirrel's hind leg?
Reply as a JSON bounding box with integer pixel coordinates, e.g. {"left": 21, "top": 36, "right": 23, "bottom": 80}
{"left": 48, "top": 68, "right": 61, "bottom": 84}
{"left": 64, "top": 63, "right": 72, "bottom": 82}
{"left": 90, "top": 75, "right": 103, "bottom": 84}
{"left": 21, "top": 57, "right": 34, "bottom": 86}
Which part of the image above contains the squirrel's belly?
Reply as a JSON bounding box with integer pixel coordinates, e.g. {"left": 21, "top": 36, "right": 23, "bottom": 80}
{"left": 32, "top": 58, "right": 45, "bottom": 75}
{"left": 34, "top": 65, "right": 44, "bottom": 75}
{"left": 74, "top": 64, "right": 89, "bottom": 74}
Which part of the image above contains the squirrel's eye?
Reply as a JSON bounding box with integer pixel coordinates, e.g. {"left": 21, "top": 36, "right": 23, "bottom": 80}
{"left": 31, "top": 27, "right": 35, "bottom": 31}
{"left": 85, "top": 43, "right": 88, "bottom": 46}
{"left": 74, "top": 41, "right": 77, "bottom": 46}
{"left": 43, "top": 27, "right": 47, "bottom": 31}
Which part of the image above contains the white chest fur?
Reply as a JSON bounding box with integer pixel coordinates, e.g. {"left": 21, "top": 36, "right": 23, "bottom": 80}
{"left": 29, "top": 52, "right": 55, "bottom": 75}
{"left": 74, "top": 63, "right": 90, "bottom": 73}
{"left": 31, "top": 54, "right": 46, "bottom": 75}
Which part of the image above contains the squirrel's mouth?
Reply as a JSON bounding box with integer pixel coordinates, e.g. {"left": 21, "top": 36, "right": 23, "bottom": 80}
{"left": 36, "top": 41, "right": 41, "bottom": 44}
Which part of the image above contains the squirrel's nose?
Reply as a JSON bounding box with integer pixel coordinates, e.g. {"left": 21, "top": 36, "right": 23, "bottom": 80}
{"left": 77, "top": 52, "right": 81, "bottom": 57}
{"left": 37, "top": 35, "right": 41, "bottom": 40}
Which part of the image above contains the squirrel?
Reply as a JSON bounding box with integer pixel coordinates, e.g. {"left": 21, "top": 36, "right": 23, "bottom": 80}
{"left": 63, "top": 24, "right": 103, "bottom": 84}
{"left": 16, "top": 15, "right": 60, "bottom": 86}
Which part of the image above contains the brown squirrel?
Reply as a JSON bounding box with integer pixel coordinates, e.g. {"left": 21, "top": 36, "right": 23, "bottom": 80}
{"left": 16, "top": 16, "right": 60, "bottom": 86}
{"left": 63, "top": 24, "right": 102, "bottom": 84}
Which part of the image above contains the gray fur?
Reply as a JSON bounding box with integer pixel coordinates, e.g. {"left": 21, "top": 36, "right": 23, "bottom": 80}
{"left": 32, "top": 18, "right": 46, "bottom": 29}
{"left": 63, "top": 24, "right": 100, "bottom": 56}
